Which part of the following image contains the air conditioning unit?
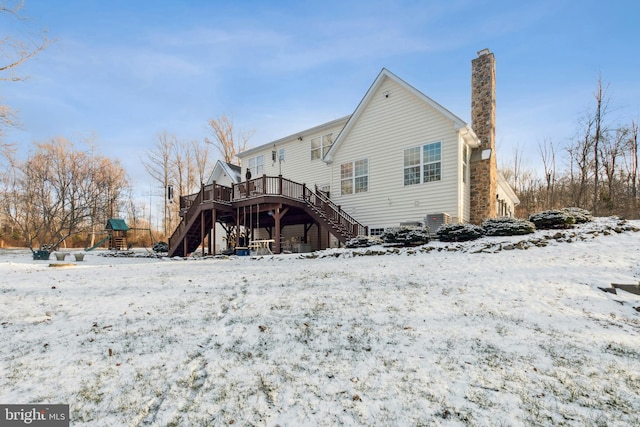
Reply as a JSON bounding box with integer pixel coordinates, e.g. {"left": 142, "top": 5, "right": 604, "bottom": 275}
{"left": 424, "top": 213, "right": 451, "bottom": 235}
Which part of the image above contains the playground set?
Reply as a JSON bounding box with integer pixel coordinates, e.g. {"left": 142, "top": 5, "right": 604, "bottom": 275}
{"left": 31, "top": 218, "right": 157, "bottom": 260}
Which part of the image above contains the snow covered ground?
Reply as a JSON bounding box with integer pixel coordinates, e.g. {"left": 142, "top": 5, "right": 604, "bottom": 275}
{"left": 1, "top": 217, "right": 639, "bottom": 426}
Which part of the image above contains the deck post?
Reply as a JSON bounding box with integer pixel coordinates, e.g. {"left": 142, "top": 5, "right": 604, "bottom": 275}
{"left": 278, "top": 175, "right": 283, "bottom": 195}
{"left": 212, "top": 208, "right": 217, "bottom": 255}
{"left": 302, "top": 183, "right": 307, "bottom": 200}
{"left": 183, "top": 235, "right": 188, "bottom": 257}
{"left": 201, "top": 210, "right": 205, "bottom": 256}
{"left": 274, "top": 207, "right": 281, "bottom": 254}
{"left": 262, "top": 174, "right": 267, "bottom": 195}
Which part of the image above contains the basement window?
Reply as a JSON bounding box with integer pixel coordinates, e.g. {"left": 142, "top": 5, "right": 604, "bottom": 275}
{"left": 369, "top": 227, "right": 385, "bottom": 236}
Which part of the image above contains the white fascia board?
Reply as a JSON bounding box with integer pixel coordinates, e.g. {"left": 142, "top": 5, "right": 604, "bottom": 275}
{"left": 324, "top": 68, "right": 470, "bottom": 163}
{"left": 238, "top": 115, "right": 351, "bottom": 159}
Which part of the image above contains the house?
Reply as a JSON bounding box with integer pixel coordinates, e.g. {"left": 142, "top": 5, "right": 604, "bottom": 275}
{"left": 168, "top": 49, "right": 519, "bottom": 257}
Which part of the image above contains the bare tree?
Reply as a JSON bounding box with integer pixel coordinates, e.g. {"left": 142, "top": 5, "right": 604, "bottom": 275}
{"left": 630, "top": 121, "right": 639, "bottom": 216}
{"left": 173, "top": 139, "right": 197, "bottom": 197}
{"left": 566, "top": 115, "right": 594, "bottom": 208}
{"left": 599, "top": 127, "right": 627, "bottom": 212}
{"left": 142, "top": 131, "right": 176, "bottom": 237}
{"left": 3, "top": 137, "right": 128, "bottom": 249}
{"left": 191, "top": 138, "right": 214, "bottom": 186}
{"left": 1, "top": 0, "right": 52, "bottom": 145}
{"left": 500, "top": 145, "right": 542, "bottom": 217}
{"left": 170, "top": 139, "right": 197, "bottom": 231}
{"left": 538, "top": 139, "right": 556, "bottom": 209}
{"left": 205, "top": 114, "right": 253, "bottom": 165}
{"left": 591, "top": 76, "right": 610, "bottom": 215}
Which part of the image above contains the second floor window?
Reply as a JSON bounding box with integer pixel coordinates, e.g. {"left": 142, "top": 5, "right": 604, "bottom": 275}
{"left": 403, "top": 141, "right": 441, "bottom": 186}
{"left": 311, "top": 133, "right": 334, "bottom": 160}
{"left": 248, "top": 155, "right": 264, "bottom": 176}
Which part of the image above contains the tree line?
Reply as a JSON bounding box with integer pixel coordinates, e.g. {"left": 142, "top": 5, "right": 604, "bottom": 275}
{"left": 1, "top": 137, "right": 132, "bottom": 249}
{"left": 501, "top": 78, "right": 639, "bottom": 220}
{"left": 0, "top": 115, "right": 249, "bottom": 249}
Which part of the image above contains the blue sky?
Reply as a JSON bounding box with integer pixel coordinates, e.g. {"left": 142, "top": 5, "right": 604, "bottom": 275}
{"left": 3, "top": 0, "right": 639, "bottom": 196}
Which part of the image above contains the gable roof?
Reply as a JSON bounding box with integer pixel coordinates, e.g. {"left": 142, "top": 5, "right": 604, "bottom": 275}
{"left": 237, "top": 115, "right": 351, "bottom": 159}
{"left": 324, "top": 68, "right": 475, "bottom": 163}
{"left": 497, "top": 172, "right": 520, "bottom": 205}
{"left": 106, "top": 218, "right": 129, "bottom": 231}
{"left": 206, "top": 160, "right": 242, "bottom": 184}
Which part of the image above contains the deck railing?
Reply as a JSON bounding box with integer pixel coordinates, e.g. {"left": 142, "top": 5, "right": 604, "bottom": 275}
{"left": 170, "top": 175, "right": 367, "bottom": 251}
{"left": 230, "top": 175, "right": 305, "bottom": 201}
{"left": 170, "top": 182, "right": 233, "bottom": 251}
{"left": 304, "top": 184, "right": 368, "bottom": 237}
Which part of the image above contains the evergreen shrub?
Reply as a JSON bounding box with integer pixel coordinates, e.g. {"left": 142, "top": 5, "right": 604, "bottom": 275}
{"left": 482, "top": 217, "right": 535, "bottom": 236}
{"left": 436, "top": 223, "right": 484, "bottom": 242}
{"left": 381, "top": 226, "right": 431, "bottom": 246}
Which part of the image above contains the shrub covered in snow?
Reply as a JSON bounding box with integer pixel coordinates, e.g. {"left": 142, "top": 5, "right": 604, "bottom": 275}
{"left": 381, "top": 226, "right": 430, "bottom": 246}
{"left": 345, "top": 235, "right": 382, "bottom": 248}
{"left": 562, "top": 207, "right": 593, "bottom": 224}
{"left": 436, "top": 223, "right": 484, "bottom": 242}
{"left": 482, "top": 217, "right": 535, "bottom": 236}
{"left": 529, "top": 209, "right": 576, "bottom": 229}
{"left": 152, "top": 241, "right": 169, "bottom": 253}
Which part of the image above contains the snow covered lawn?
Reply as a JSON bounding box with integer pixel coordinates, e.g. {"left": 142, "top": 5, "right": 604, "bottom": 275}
{"left": 1, "top": 218, "right": 639, "bottom": 426}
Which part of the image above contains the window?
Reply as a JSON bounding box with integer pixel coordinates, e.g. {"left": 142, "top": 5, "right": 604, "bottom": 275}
{"left": 341, "top": 159, "right": 368, "bottom": 195}
{"left": 370, "top": 228, "right": 385, "bottom": 237}
{"left": 248, "top": 155, "right": 264, "bottom": 176}
{"left": 311, "top": 133, "right": 334, "bottom": 160}
{"left": 403, "top": 141, "right": 441, "bottom": 186}
{"left": 340, "top": 163, "right": 353, "bottom": 194}
{"left": 319, "top": 184, "right": 330, "bottom": 197}
{"left": 278, "top": 148, "right": 285, "bottom": 162}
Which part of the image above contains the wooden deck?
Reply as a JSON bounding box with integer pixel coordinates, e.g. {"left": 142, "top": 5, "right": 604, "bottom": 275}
{"left": 168, "top": 175, "right": 367, "bottom": 257}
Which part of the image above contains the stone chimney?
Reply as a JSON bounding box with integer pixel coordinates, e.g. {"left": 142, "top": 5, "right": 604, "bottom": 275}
{"left": 469, "top": 48, "right": 497, "bottom": 224}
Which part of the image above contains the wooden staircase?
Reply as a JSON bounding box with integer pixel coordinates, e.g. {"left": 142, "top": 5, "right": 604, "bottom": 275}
{"left": 168, "top": 185, "right": 223, "bottom": 257}
{"left": 302, "top": 187, "right": 366, "bottom": 244}
{"left": 168, "top": 176, "right": 367, "bottom": 257}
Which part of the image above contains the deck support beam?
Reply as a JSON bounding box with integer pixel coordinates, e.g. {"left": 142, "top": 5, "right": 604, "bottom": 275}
{"left": 200, "top": 210, "right": 205, "bottom": 257}
{"left": 212, "top": 208, "right": 217, "bottom": 255}
{"left": 271, "top": 204, "right": 289, "bottom": 254}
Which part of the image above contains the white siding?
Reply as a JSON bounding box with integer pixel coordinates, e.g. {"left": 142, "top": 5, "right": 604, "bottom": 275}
{"left": 238, "top": 119, "right": 348, "bottom": 191}
{"left": 458, "top": 135, "right": 473, "bottom": 223}
{"left": 329, "top": 76, "right": 463, "bottom": 230}
{"left": 205, "top": 163, "right": 238, "bottom": 253}
{"left": 497, "top": 174, "right": 518, "bottom": 217}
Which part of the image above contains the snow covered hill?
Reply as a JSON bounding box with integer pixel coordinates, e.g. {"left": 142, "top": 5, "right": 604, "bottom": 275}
{"left": 1, "top": 217, "right": 639, "bottom": 426}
